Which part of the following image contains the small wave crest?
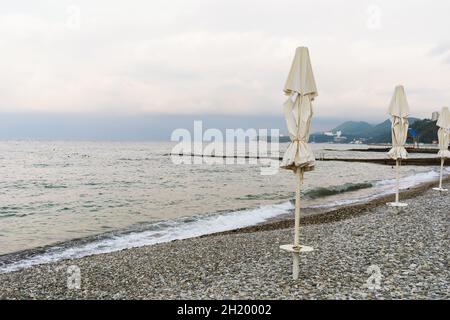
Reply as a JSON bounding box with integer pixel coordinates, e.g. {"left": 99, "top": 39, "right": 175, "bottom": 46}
{"left": 310, "top": 168, "right": 447, "bottom": 209}
{"left": 303, "top": 182, "right": 373, "bottom": 199}
{"left": 236, "top": 182, "right": 374, "bottom": 202}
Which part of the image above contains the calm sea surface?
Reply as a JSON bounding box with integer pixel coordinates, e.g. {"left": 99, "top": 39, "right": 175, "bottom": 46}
{"left": 0, "top": 141, "right": 445, "bottom": 271}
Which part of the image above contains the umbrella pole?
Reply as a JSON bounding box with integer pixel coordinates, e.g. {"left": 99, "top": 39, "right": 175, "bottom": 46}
{"left": 439, "top": 158, "right": 444, "bottom": 189}
{"left": 395, "top": 159, "right": 400, "bottom": 203}
{"left": 292, "top": 168, "right": 302, "bottom": 280}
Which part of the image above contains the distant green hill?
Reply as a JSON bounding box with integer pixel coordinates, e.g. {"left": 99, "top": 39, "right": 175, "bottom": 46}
{"left": 364, "top": 119, "right": 396, "bottom": 143}
{"left": 328, "top": 118, "right": 420, "bottom": 143}
{"left": 307, "top": 117, "right": 435, "bottom": 144}
{"left": 332, "top": 121, "right": 373, "bottom": 137}
{"left": 409, "top": 119, "right": 438, "bottom": 143}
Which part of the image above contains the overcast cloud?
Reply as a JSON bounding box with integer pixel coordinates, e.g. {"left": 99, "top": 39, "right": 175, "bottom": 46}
{"left": 0, "top": 0, "right": 449, "bottom": 120}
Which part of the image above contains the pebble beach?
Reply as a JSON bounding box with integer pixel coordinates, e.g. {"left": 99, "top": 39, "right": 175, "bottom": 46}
{"left": 0, "top": 180, "right": 448, "bottom": 300}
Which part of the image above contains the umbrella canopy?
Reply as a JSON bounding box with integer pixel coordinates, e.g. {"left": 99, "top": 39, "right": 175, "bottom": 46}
{"left": 437, "top": 107, "right": 450, "bottom": 159}
{"left": 388, "top": 85, "right": 410, "bottom": 160}
{"left": 280, "top": 47, "right": 317, "bottom": 171}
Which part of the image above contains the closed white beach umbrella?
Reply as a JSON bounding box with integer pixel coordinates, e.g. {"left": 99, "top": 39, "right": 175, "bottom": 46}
{"left": 279, "top": 47, "right": 316, "bottom": 280}
{"left": 433, "top": 107, "right": 450, "bottom": 192}
{"left": 387, "top": 85, "right": 410, "bottom": 207}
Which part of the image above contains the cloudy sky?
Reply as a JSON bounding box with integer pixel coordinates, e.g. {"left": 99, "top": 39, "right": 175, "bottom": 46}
{"left": 0, "top": 0, "right": 449, "bottom": 138}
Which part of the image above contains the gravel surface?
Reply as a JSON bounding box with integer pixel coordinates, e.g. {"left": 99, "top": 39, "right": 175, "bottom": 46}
{"left": 0, "top": 182, "right": 448, "bottom": 300}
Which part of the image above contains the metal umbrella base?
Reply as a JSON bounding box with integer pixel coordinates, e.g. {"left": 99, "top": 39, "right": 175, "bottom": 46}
{"left": 432, "top": 187, "right": 448, "bottom": 192}
{"left": 387, "top": 202, "right": 408, "bottom": 207}
{"left": 280, "top": 244, "right": 313, "bottom": 280}
{"left": 280, "top": 244, "right": 314, "bottom": 253}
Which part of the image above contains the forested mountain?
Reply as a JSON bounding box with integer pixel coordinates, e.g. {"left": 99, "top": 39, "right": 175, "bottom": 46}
{"left": 307, "top": 117, "right": 439, "bottom": 144}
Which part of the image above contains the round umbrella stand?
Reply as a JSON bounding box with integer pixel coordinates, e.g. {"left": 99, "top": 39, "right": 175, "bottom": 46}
{"left": 280, "top": 245, "right": 313, "bottom": 281}
{"left": 387, "top": 202, "right": 408, "bottom": 207}
{"left": 280, "top": 244, "right": 314, "bottom": 253}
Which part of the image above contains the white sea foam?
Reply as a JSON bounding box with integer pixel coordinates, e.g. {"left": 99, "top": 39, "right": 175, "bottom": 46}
{"left": 373, "top": 168, "right": 450, "bottom": 192}
{"left": 0, "top": 201, "right": 294, "bottom": 273}
{"left": 309, "top": 168, "right": 447, "bottom": 208}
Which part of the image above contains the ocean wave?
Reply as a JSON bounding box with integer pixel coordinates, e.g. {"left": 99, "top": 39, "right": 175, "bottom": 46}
{"left": 303, "top": 182, "right": 373, "bottom": 199}
{"left": 235, "top": 192, "right": 294, "bottom": 201}
{"left": 374, "top": 169, "right": 441, "bottom": 189}
{"left": 236, "top": 182, "right": 374, "bottom": 202}
{"left": 309, "top": 168, "right": 446, "bottom": 209}
{"left": 0, "top": 201, "right": 293, "bottom": 273}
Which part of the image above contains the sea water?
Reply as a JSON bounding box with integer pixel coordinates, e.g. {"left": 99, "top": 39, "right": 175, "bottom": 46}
{"left": 0, "top": 141, "right": 445, "bottom": 272}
